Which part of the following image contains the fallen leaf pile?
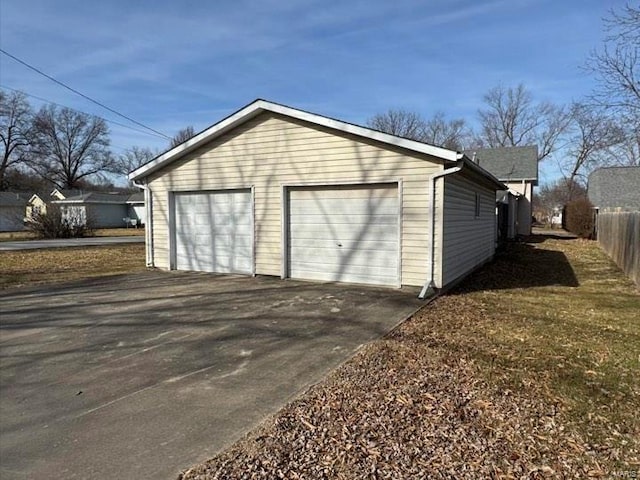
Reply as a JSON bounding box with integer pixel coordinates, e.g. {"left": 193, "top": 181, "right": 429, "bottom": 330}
{"left": 180, "top": 237, "right": 639, "bottom": 479}
{"left": 180, "top": 315, "right": 604, "bottom": 479}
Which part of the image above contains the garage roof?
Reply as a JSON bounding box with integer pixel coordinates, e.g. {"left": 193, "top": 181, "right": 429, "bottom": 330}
{"left": 129, "top": 99, "right": 504, "bottom": 190}
{"left": 129, "top": 100, "right": 465, "bottom": 180}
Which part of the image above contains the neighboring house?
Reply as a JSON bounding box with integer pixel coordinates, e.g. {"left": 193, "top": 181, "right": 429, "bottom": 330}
{"left": 52, "top": 192, "right": 133, "bottom": 228}
{"left": 25, "top": 193, "right": 49, "bottom": 221}
{"left": 588, "top": 166, "right": 640, "bottom": 211}
{"left": 129, "top": 99, "right": 505, "bottom": 296}
{"left": 0, "top": 192, "right": 30, "bottom": 232}
{"left": 551, "top": 207, "right": 563, "bottom": 228}
{"left": 50, "top": 188, "right": 84, "bottom": 201}
{"left": 126, "top": 192, "right": 146, "bottom": 225}
{"left": 464, "top": 146, "right": 539, "bottom": 236}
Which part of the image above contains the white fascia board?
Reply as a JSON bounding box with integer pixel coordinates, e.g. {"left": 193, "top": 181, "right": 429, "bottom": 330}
{"left": 128, "top": 102, "right": 266, "bottom": 181}
{"left": 128, "top": 99, "right": 459, "bottom": 181}
{"left": 264, "top": 102, "right": 459, "bottom": 161}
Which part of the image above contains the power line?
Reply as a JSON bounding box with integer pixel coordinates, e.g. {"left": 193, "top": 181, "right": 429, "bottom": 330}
{"left": 0, "top": 48, "right": 171, "bottom": 140}
{"left": 0, "top": 84, "right": 168, "bottom": 141}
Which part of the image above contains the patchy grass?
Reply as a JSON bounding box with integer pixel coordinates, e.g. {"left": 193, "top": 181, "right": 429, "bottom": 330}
{"left": 0, "top": 227, "right": 144, "bottom": 242}
{"left": 0, "top": 243, "right": 146, "bottom": 289}
{"left": 92, "top": 227, "right": 145, "bottom": 237}
{"left": 181, "top": 236, "right": 639, "bottom": 479}
{"left": 0, "top": 231, "right": 37, "bottom": 242}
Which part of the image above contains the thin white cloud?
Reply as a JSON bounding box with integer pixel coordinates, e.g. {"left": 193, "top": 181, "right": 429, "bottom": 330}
{"left": 1, "top": 0, "right": 627, "bottom": 188}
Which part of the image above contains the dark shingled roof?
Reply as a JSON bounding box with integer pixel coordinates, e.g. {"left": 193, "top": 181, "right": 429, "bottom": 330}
{"left": 588, "top": 166, "right": 640, "bottom": 210}
{"left": 57, "top": 189, "right": 84, "bottom": 198}
{"left": 463, "top": 146, "right": 539, "bottom": 184}
{"left": 127, "top": 192, "right": 144, "bottom": 203}
{"left": 0, "top": 192, "right": 31, "bottom": 207}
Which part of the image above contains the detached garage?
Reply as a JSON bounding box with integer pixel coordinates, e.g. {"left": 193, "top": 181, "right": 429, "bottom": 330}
{"left": 129, "top": 100, "right": 504, "bottom": 296}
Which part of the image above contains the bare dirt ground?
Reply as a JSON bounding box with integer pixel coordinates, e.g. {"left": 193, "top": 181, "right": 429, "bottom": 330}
{"left": 180, "top": 234, "right": 639, "bottom": 479}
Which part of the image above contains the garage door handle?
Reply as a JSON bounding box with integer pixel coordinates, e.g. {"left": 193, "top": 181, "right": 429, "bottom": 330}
{"left": 337, "top": 242, "right": 342, "bottom": 247}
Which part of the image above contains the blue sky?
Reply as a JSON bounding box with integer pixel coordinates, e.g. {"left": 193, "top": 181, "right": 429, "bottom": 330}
{"left": 0, "top": 0, "right": 625, "bottom": 185}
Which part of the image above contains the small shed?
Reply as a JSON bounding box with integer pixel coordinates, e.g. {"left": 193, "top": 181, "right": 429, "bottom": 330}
{"left": 130, "top": 100, "right": 504, "bottom": 295}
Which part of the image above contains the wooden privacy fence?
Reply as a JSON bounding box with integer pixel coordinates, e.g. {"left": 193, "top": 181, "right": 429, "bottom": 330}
{"left": 597, "top": 211, "right": 640, "bottom": 286}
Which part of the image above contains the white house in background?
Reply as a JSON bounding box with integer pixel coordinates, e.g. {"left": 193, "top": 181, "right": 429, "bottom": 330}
{"left": 129, "top": 99, "right": 505, "bottom": 296}
{"left": 0, "top": 192, "right": 30, "bottom": 232}
{"left": 463, "top": 146, "right": 539, "bottom": 236}
{"left": 126, "top": 192, "right": 146, "bottom": 225}
{"left": 25, "top": 193, "right": 48, "bottom": 221}
{"left": 52, "top": 192, "right": 144, "bottom": 228}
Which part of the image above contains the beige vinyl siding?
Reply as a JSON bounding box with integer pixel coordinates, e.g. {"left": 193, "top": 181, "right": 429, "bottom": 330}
{"left": 148, "top": 112, "right": 443, "bottom": 286}
{"left": 440, "top": 174, "right": 496, "bottom": 287}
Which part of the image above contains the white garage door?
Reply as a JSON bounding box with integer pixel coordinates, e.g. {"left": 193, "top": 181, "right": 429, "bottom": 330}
{"left": 174, "top": 190, "right": 252, "bottom": 274}
{"left": 288, "top": 184, "right": 399, "bottom": 286}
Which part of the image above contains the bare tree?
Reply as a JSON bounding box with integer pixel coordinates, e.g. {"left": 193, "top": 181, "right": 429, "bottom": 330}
{"left": 115, "top": 146, "right": 157, "bottom": 184}
{"left": 558, "top": 103, "right": 624, "bottom": 199}
{"left": 584, "top": 4, "right": 639, "bottom": 172}
{"left": 367, "top": 109, "right": 469, "bottom": 149}
{"left": 367, "top": 109, "right": 426, "bottom": 141}
{"left": 606, "top": 126, "right": 640, "bottom": 166}
{"left": 476, "top": 84, "right": 570, "bottom": 162}
{"left": 0, "top": 90, "right": 34, "bottom": 189}
{"left": 423, "top": 112, "right": 470, "bottom": 150}
{"left": 170, "top": 126, "right": 196, "bottom": 148}
{"left": 585, "top": 4, "right": 640, "bottom": 123}
{"left": 534, "top": 178, "right": 587, "bottom": 222}
{"left": 30, "top": 105, "right": 114, "bottom": 189}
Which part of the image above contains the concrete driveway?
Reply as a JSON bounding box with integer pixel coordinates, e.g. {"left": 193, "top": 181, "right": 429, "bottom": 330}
{"left": 0, "top": 236, "right": 144, "bottom": 251}
{"left": 0, "top": 272, "right": 422, "bottom": 479}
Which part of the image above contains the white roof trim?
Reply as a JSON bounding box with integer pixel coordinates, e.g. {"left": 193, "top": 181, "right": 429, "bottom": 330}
{"left": 128, "top": 99, "right": 459, "bottom": 181}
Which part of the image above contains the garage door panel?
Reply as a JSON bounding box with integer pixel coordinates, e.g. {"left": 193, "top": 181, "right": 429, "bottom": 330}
{"left": 290, "top": 247, "right": 398, "bottom": 268}
{"left": 290, "top": 237, "right": 397, "bottom": 250}
{"left": 288, "top": 224, "right": 399, "bottom": 241}
{"left": 291, "top": 185, "right": 397, "bottom": 199}
{"left": 288, "top": 184, "right": 399, "bottom": 286}
{"left": 288, "top": 199, "right": 398, "bottom": 216}
{"left": 290, "top": 267, "right": 398, "bottom": 286}
{"left": 174, "top": 190, "right": 253, "bottom": 274}
{"left": 290, "top": 214, "right": 398, "bottom": 226}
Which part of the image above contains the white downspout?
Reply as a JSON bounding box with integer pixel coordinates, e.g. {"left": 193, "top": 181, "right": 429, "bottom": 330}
{"left": 133, "top": 179, "right": 154, "bottom": 267}
{"left": 419, "top": 161, "right": 463, "bottom": 299}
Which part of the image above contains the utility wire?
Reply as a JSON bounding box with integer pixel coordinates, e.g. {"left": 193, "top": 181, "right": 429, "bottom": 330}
{"left": 0, "top": 84, "right": 168, "bottom": 140}
{"left": 0, "top": 48, "right": 171, "bottom": 140}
